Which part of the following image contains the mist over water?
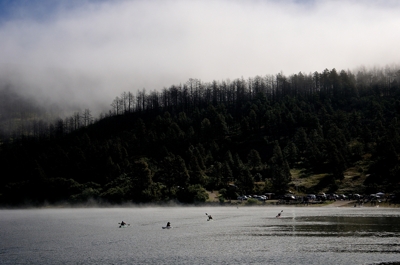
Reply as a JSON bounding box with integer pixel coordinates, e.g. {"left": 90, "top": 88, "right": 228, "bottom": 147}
{"left": 1, "top": 207, "right": 400, "bottom": 265}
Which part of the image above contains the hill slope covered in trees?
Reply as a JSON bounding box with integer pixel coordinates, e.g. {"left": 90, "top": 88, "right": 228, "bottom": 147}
{"left": 1, "top": 67, "right": 400, "bottom": 206}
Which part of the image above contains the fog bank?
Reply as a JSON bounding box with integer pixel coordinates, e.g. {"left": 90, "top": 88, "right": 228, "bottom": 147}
{"left": 1, "top": 0, "right": 399, "bottom": 116}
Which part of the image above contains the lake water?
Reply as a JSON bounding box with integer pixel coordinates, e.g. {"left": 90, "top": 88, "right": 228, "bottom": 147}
{"left": 1, "top": 206, "right": 400, "bottom": 265}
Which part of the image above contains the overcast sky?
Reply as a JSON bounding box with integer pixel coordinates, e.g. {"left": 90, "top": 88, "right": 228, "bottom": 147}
{"left": 1, "top": 0, "right": 400, "bottom": 115}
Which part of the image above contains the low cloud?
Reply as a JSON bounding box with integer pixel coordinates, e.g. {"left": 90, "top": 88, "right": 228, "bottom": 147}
{"left": 1, "top": 0, "right": 399, "bottom": 116}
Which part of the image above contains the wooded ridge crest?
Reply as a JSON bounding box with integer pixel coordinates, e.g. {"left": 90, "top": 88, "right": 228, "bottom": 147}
{"left": 1, "top": 67, "right": 400, "bottom": 206}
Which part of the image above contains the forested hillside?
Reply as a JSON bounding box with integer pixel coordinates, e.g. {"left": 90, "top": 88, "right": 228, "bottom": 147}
{"left": 1, "top": 67, "right": 400, "bottom": 206}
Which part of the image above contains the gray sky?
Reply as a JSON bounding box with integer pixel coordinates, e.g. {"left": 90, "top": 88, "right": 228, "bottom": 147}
{"left": 1, "top": 0, "right": 400, "bottom": 115}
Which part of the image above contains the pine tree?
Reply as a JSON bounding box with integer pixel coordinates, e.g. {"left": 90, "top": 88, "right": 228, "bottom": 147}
{"left": 247, "top": 149, "right": 262, "bottom": 170}
{"left": 269, "top": 141, "right": 291, "bottom": 194}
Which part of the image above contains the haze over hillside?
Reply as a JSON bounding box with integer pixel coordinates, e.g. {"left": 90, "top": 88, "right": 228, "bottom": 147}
{"left": 1, "top": 0, "right": 400, "bottom": 119}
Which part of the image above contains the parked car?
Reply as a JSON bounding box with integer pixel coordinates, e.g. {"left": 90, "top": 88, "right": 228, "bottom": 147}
{"left": 327, "top": 194, "right": 339, "bottom": 200}
{"left": 258, "top": 195, "right": 267, "bottom": 201}
{"left": 284, "top": 194, "right": 296, "bottom": 201}
{"left": 307, "top": 194, "right": 316, "bottom": 200}
{"left": 250, "top": 195, "right": 267, "bottom": 201}
{"left": 237, "top": 196, "right": 248, "bottom": 200}
{"left": 389, "top": 194, "right": 398, "bottom": 203}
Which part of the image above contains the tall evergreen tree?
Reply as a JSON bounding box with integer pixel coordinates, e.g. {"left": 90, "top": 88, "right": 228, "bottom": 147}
{"left": 269, "top": 141, "right": 291, "bottom": 194}
{"left": 247, "top": 149, "right": 262, "bottom": 170}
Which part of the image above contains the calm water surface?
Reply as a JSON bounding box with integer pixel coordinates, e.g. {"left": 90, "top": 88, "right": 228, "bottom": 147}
{"left": 1, "top": 206, "right": 400, "bottom": 265}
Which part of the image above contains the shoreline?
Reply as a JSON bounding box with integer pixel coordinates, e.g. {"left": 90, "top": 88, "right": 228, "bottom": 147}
{"left": 325, "top": 200, "right": 400, "bottom": 208}
{"left": 1, "top": 199, "right": 399, "bottom": 209}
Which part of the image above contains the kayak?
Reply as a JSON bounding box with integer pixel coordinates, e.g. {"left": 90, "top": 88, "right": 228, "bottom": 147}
{"left": 119, "top": 224, "right": 130, "bottom": 228}
{"left": 162, "top": 226, "right": 173, "bottom": 229}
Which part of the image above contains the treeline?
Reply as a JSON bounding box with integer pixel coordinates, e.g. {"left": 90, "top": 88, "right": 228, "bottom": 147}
{"left": 2, "top": 67, "right": 398, "bottom": 141}
{"left": 1, "top": 66, "right": 400, "bottom": 206}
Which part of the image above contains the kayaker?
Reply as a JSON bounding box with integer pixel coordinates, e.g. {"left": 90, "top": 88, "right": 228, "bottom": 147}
{"left": 121, "top": 221, "right": 126, "bottom": 226}
{"left": 276, "top": 210, "right": 283, "bottom": 218}
{"left": 166, "top": 222, "right": 171, "bottom": 227}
